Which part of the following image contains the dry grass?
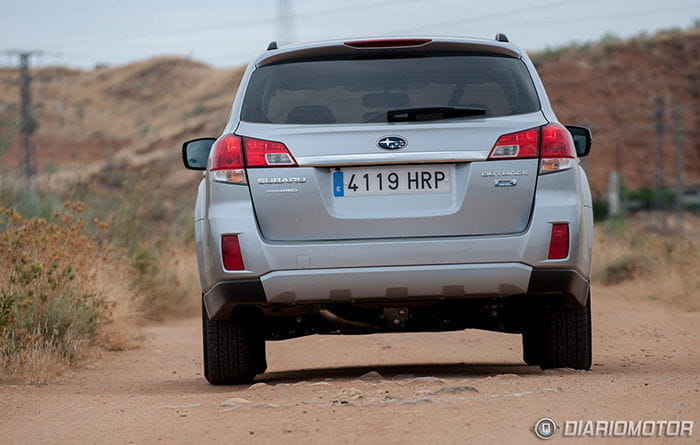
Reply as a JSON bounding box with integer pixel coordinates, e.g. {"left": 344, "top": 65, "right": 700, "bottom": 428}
{"left": 0, "top": 165, "right": 202, "bottom": 383}
{"left": 0, "top": 204, "right": 142, "bottom": 383}
{"left": 593, "top": 215, "right": 700, "bottom": 311}
{"left": 131, "top": 243, "right": 200, "bottom": 320}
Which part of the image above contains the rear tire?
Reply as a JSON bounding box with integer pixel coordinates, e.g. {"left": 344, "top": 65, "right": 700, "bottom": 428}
{"left": 202, "top": 304, "right": 266, "bottom": 385}
{"left": 522, "top": 327, "right": 544, "bottom": 366}
{"left": 522, "top": 293, "right": 592, "bottom": 370}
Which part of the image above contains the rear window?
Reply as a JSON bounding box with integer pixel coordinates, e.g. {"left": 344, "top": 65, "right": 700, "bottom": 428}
{"left": 241, "top": 55, "right": 540, "bottom": 125}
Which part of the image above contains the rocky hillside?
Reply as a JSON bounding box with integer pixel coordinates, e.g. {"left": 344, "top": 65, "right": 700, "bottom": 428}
{"left": 0, "top": 27, "right": 698, "bottom": 197}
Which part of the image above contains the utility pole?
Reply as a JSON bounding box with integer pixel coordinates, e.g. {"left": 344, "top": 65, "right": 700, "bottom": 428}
{"left": 2, "top": 50, "right": 47, "bottom": 179}
{"left": 653, "top": 96, "right": 668, "bottom": 233}
{"left": 276, "top": 0, "right": 295, "bottom": 45}
{"left": 19, "top": 52, "right": 37, "bottom": 178}
{"left": 673, "top": 103, "right": 684, "bottom": 236}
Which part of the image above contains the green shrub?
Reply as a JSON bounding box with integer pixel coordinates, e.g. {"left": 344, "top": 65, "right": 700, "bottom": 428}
{"left": 0, "top": 177, "right": 63, "bottom": 221}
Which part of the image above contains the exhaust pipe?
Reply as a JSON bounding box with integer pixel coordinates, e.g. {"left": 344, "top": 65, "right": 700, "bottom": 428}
{"left": 318, "top": 309, "right": 378, "bottom": 331}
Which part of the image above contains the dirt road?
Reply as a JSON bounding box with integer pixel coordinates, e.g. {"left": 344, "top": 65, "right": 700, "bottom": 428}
{"left": 1, "top": 287, "right": 698, "bottom": 444}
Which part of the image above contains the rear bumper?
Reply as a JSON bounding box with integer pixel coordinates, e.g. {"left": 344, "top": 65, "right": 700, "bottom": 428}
{"left": 203, "top": 279, "right": 267, "bottom": 320}
{"left": 527, "top": 268, "right": 589, "bottom": 306}
{"left": 203, "top": 264, "right": 588, "bottom": 319}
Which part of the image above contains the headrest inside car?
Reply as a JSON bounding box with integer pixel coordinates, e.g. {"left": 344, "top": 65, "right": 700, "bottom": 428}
{"left": 286, "top": 105, "right": 336, "bottom": 124}
{"left": 362, "top": 92, "right": 409, "bottom": 108}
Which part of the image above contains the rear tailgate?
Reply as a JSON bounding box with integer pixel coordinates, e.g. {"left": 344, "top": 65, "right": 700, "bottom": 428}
{"left": 239, "top": 112, "right": 545, "bottom": 241}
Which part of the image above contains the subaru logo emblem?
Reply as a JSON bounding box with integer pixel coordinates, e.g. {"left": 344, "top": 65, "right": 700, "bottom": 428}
{"left": 377, "top": 136, "right": 407, "bottom": 150}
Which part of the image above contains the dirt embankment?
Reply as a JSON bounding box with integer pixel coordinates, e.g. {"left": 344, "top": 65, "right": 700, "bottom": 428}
{"left": 536, "top": 28, "right": 700, "bottom": 195}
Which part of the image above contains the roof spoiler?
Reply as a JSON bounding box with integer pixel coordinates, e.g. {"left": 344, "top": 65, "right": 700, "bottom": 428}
{"left": 257, "top": 39, "right": 520, "bottom": 67}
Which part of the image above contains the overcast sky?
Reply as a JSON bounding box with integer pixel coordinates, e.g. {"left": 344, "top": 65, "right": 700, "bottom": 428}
{"left": 1, "top": 0, "right": 698, "bottom": 68}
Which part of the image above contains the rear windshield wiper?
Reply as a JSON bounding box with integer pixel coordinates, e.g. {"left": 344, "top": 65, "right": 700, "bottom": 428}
{"left": 387, "top": 107, "right": 487, "bottom": 122}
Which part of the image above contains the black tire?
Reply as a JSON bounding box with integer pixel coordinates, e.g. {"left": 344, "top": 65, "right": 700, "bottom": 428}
{"left": 522, "top": 293, "right": 592, "bottom": 370}
{"left": 202, "top": 304, "right": 266, "bottom": 385}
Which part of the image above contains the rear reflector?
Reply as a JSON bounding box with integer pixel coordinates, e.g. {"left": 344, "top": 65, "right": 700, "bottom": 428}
{"left": 222, "top": 235, "right": 245, "bottom": 270}
{"left": 548, "top": 224, "right": 569, "bottom": 259}
{"left": 344, "top": 38, "right": 432, "bottom": 48}
{"left": 488, "top": 127, "right": 539, "bottom": 159}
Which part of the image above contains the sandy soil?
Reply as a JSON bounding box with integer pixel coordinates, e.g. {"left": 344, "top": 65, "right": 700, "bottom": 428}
{"left": 1, "top": 286, "right": 698, "bottom": 444}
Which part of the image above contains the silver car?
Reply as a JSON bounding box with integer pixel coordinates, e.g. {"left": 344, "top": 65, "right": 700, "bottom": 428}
{"left": 182, "top": 34, "right": 594, "bottom": 385}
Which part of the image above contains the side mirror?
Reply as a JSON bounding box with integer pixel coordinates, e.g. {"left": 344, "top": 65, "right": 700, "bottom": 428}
{"left": 182, "top": 137, "right": 216, "bottom": 170}
{"left": 565, "top": 125, "right": 592, "bottom": 157}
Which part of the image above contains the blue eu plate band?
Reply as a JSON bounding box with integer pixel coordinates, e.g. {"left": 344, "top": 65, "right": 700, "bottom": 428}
{"left": 333, "top": 171, "right": 344, "bottom": 197}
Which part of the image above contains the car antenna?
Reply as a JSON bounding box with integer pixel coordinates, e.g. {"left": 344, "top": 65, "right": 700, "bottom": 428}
{"left": 267, "top": 41, "right": 278, "bottom": 50}
{"left": 495, "top": 33, "right": 509, "bottom": 42}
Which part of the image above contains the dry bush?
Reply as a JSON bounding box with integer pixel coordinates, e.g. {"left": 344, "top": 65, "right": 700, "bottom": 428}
{"left": 0, "top": 165, "right": 202, "bottom": 382}
{"left": 593, "top": 216, "right": 700, "bottom": 311}
{"left": 0, "top": 204, "right": 140, "bottom": 383}
{"left": 45, "top": 163, "right": 202, "bottom": 320}
{"left": 130, "top": 242, "right": 200, "bottom": 319}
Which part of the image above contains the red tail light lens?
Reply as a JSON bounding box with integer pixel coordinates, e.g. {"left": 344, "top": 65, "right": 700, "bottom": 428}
{"left": 489, "top": 123, "right": 577, "bottom": 173}
{"left": 211, "top": 135, "right": 244, "bottom": 170}
{"left": 488, "top": 127, "right": 539, "bottom": 159}
{"left": 210, "top": 135, "right": 297, "bottom": 183}
{"left": 548, "top": 224, "right": 569, "bottom": 259}
{"left": 222, "top": 235, "right": 244, "bottom": 270}
{"left": 243, "top": 137, "right": 297, "bottom": 168}
{"left": 541, "top": 123, "right": 575, "bottom": 158}
{"left": 344, "top": 39, "right": 432, "bottom": 48}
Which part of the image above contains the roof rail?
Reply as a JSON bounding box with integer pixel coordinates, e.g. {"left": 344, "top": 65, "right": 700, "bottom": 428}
{"left": 495, "top": 33, "right": 509, "bottom": 43}
{"left": 267, "top": 41, "right": 278, "bottom": 50}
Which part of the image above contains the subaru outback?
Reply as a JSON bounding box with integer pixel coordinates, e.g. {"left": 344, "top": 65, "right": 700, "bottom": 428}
{"left": 182, "top": 34, "right": 594, "bottom": 385}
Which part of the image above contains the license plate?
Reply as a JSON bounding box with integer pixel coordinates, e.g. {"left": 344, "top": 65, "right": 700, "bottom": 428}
{"left": 333, "top": 165, "right": 451, "bottom": 197}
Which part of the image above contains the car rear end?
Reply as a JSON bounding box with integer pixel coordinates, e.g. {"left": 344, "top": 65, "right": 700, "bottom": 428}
{"left": 189, "top": 36, "right": 594, "bottom": 384}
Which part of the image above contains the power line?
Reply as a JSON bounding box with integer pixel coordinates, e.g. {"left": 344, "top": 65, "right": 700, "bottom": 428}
{"left": 389, "top": 0, "right": 584, "bottom": 34}
{"left": 389, "top": 1, "right": 697, "bottom": 34}
{"left": 491, "top": 4, "right": 700, "bottom": 30}
{"left": 33, "top": 0, "right": 423, "bottom": 49}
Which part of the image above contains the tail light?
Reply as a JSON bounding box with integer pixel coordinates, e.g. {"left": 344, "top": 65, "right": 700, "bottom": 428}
{"left": 243, "top": 137, "right": 297, "bottom": 167}
{"left": 210, "top": 135, "right": 297, "bottom": 184}
{"left": 487, "top": 128, "right": 539, "bottom": 159}
{"left": 540, "top": 123, "right": 576, "bottom": 174}
{"left": 211, "top": 135, "right": 246, "bottom": 184}
{"left": 221, "top": 235, "right": 244, "bottom": 270}
{"left": 548, "top": 224, "right": 569, "bottom": 259}
{"left": 488, "top": 123, "right": 576, "bottom": 174}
